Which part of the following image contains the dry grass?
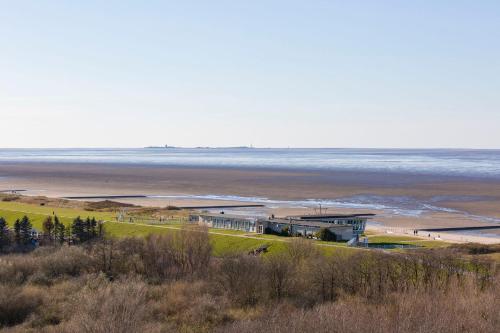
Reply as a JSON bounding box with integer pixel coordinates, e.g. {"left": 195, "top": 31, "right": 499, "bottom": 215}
{"left": 55, "top": 277, "right": 157, "bottom": 333}
{"left": 0, "top": 228, "right": 498, "bottom": 332}
{"left": 449, "top": 242, "right": 500, "bottom": 255}
{"left": 218, "top": 284, "right": 500, "bottom": 333}
{"left": 84, "top": 200, "right": 136, "bottom": 211}
{"left": 0, "top": 194, "right": 82, "bottom": 210}
{"left": 0, "top": 285, "right": 43, "bottom": 327}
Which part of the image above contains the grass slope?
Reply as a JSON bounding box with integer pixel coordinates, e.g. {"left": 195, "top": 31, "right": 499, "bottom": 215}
{"left": 0, "top": 201, "right": 304, "bottom": 255}
{"left": 0, "top": 201, "right": 447, "bottom": 255}
{"left": 367, "top": 235, "right": 448, "bottom": 248}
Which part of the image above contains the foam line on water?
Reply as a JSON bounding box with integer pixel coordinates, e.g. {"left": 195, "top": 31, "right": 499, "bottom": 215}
{"left": 147, "top": 194, "right": 486, "bottom": 219}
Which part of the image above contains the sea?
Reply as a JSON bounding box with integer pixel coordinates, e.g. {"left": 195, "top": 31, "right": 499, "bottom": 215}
{"left": 0, "top": 148, "right": 499, "bottom": 179}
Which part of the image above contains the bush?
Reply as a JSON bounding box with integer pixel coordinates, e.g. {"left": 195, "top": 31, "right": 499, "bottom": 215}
{"left": 145, "top": 280, "right": 230, "bottom": 332}
{"left": 140, "top": 226, "right": 212, "bottom": 282}
{"left": 1, "top": 195, "right": 19, "bottom": 202}
{"left": 265, "top": 226, "right": 290, "bottom": 237}
{"left": 217, "top": 285, "right": 500, "bottom": 333}
{"left": 450, "top": 243, "right": 500, "bottom": 255}
{"left": 264, "top": 253, "right": 295, "bottom": 299}
{"left": 0, "top": 255, "right": 37, "bottom": 285}
{"left": 0, "top": 285, "right": 43, "bottom": 327}
{"left": 59, "top": 277, "right": 159, "bottom": 333}
{"left": 0, "top": 230, "right": 497, "bottom": 332}
{"left": 287, "top": 238, "right": 319, "bottom": 263}
{"left": 35, "top": 247, "right": 94, "bottom": 282}
{"left": 88, "top": 226, "right": 213, "bottom": 282}
{"left": 281, "top": 226, "right": 290, "bottom": 236}
{"left": 0, "top": 247, "right": 95, "bottom": 286}
{"left": 317, "top": 228, "right": 337, "bottom": 241}
{"left": 216, "top": 254, "right": 265, "bottom": 305}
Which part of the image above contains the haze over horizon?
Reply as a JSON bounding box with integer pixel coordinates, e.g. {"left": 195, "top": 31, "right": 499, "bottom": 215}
{"left": 1, "top": 1, "right": 499, "bottom": 149}
{"left": 2, "top": 146, "right": 499, "bottom": 150}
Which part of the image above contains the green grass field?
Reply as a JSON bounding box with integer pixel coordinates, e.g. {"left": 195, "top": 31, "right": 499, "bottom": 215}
{"left": 0, "top": 201, "right": 116, "bottom": 227}
{"left": 366, "top": 234, "right": 448, "bottom": 248}
{"left": 0, "top": 201, "right": 447, "bottom": 255}
{"left": 0, "top": 201, "right": 306, "bottom": 255}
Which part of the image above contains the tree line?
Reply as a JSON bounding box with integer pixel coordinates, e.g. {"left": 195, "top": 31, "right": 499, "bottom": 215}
{"left": 0, "top": 215, "right": 103, "bottom": 253}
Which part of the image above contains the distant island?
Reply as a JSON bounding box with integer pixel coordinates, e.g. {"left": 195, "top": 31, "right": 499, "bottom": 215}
{"left": 194, "top": 146, "right": 255, "bottom": 149}
{"left": 144, "top": 145, "right": 177, "bottom": 149}
{"left": 144, "top": 145, "right": 255, "bottom": 149}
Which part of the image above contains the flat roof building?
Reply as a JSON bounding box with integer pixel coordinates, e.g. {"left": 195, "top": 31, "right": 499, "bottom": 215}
{"left": 190, "top": 213, "right": 259, "bottom": 233}
{"left": 189, "top": 212, "right": 373, "bottom": 241}
{"left": 285, "top": 214, "right": 374, "bottom": 235}
{"left": 264, "top": 218, "right": 353, "bottom": 240}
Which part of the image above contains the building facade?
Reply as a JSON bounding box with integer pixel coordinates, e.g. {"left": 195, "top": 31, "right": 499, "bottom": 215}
{"left": 189, "top": 212, "right": 373, "bottom": 241}
{"left": 190, "top": 213, "right": 259, "bottom": 233}
{"left": 264, "top": 218, "right": 353, "bottom": 240}
{"left": 284, "top": 214, "right": 373, "bottom": 235}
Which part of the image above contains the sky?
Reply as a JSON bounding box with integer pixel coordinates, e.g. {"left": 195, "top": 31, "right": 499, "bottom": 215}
{"left": 1, "top": 1, "right": 499, "bottom": 149}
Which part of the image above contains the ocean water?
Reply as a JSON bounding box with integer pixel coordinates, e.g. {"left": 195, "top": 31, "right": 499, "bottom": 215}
{"left": 1, "top": 148, "right": 500, "bottom": 179}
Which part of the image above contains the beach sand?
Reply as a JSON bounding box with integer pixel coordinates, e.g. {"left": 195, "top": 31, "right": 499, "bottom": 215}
{"left": 1, "top": 162, "right": 499, "bottom": 243}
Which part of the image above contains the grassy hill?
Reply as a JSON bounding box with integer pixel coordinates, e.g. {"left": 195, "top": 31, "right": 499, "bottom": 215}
{"left": 0, "top": 200, "right": 447, "bottom": 256}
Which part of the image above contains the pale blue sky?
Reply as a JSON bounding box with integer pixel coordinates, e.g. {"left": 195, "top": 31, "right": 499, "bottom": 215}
{"left": 1, "top": 1, "right": 499, "bottom": 148}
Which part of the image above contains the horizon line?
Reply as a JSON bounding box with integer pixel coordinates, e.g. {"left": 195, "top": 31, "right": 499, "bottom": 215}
{"left": 1, "top": 146, "right": 499, "bottom": 151}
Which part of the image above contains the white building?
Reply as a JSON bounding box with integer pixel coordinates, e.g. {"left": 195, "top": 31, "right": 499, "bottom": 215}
{"left": 189, "top": 212, "right": 373, "bottom": 241}
{"left": 190, "top": 213, "right": 259, "bottom": 232}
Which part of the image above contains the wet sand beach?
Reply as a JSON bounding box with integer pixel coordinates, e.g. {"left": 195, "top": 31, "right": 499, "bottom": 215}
{"left": 1, "top": 162, "right": 500, "bottom": 243}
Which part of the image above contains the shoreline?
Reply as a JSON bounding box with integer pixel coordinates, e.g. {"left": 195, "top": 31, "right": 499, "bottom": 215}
{"left": 1, "top": 161, "right": 499, "bottom": 244}
{"left": 2, "top": 190, "right": 499, "bottom": 244}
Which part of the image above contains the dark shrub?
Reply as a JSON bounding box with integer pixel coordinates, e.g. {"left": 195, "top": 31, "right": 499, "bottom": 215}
{"left": 217, "top": 254, "right": 265, "bottom": 305}
{"left": 317, "top": 228, "right": 337, "bottom": 241}
{"left": 265, "top": 226, "right": 290, "bottom": 237}
{"left": 0, "top": 285, "right": 43, "bottom": 327}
